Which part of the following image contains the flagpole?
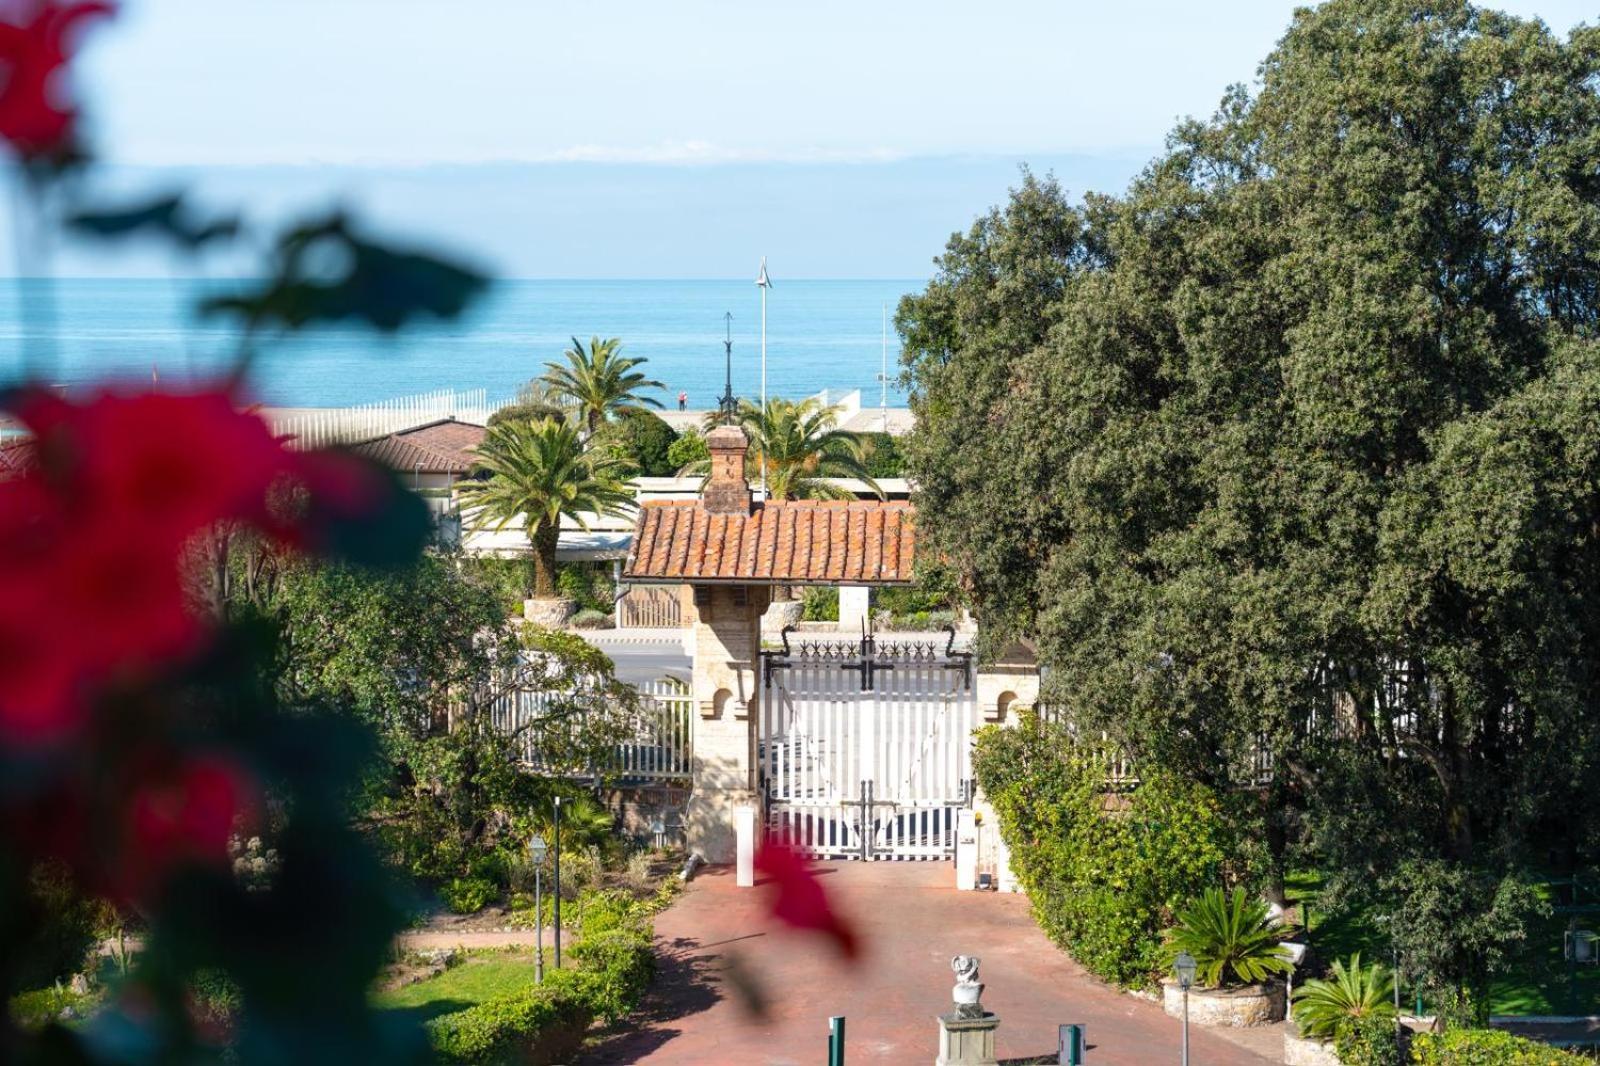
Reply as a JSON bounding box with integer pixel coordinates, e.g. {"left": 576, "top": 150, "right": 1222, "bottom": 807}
{"left": 880, "top": 304, "right": 888, "bottom": 433}
{"left": 756, "top": 257, "right": 771, "bottom": 500}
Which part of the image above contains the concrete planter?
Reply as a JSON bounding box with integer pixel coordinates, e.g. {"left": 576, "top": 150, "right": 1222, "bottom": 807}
{"left": 1284, "top": 1028, "right": 1342, "bottom": 1066}
{"left": 523, "top": 597, "right": 575, "bottom": 627}
{"left": 1162, "top": 980, "right": 1286, "bottom": 1028}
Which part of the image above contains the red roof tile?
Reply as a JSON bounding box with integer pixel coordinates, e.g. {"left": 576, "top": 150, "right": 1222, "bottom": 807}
{"left": 624, "top": 499, "right": 916, "bottom": 585}
{"left": 351, "top": 418, "right": 487, "bottom": 475}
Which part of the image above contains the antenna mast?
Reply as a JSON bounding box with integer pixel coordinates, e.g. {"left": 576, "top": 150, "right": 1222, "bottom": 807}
{"left": 717, "top": 311, "right": 738, "bottom": 425}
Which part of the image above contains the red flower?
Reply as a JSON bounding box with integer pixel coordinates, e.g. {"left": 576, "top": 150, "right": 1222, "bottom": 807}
{"left": 0, "top": 0, "right": 115, "bottom": 157}
{"left": 123, "top": 755, "right": 254, "bottom": 898}
{"left": 754, "top": 840, "right": 859, "bottom": 960}
{"left": 22, "top": 388, "right": 295, "bottom": 542}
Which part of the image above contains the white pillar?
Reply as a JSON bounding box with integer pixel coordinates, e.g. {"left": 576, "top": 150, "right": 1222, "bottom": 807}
{"left": 838, "top": 585, "right": 871, "bottom": 634}
{"left": 735, "top": 806, "right": 756, "bottom": 887}
{"left": 955, "top": 808, "right": 978, "bottom": 891}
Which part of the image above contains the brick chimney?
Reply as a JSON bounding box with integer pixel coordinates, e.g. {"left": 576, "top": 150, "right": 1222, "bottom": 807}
{"left": 701, "top": 424, "right": 752, "bottom": 516}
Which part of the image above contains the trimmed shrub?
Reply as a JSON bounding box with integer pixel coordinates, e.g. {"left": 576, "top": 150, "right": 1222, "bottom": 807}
{"left": 563, "top": 926, "right": 655, "bottom": 1023}
{"left": 442, "top": 877, "right": 498, "bottom": 915}
{"left": 973, "top": 719, "right": 1249, "bottom": 988}
{"left": 569, "top": 608, "right": 611, "bottom": 629}
{"left": 1334, "top": 1013, "right": 1402, "bottom": 1066}
{"left": 1409, "top": 1029, "right": 1591, "bottom": 1065}
{"left": 427, "top": 985, "right": 592, "bottom": 1065}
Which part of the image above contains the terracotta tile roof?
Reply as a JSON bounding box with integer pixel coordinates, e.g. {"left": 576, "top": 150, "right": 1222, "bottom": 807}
{"left": 352, "top": 418, "right": 487, "bottom": 475}
{"left": 624, "top": 499, "right": 916, "bottom": 585}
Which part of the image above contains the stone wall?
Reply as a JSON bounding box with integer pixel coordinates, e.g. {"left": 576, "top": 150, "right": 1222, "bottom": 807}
{"left": 1162, "top": 981, "right": 1287, "bottom": 1028}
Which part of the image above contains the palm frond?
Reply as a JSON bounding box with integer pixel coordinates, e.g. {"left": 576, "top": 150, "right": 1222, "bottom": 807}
{"left": 1163, "top": 887, "right": 1292, "bottom": 988}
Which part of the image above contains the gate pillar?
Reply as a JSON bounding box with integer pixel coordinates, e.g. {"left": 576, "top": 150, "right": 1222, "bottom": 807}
{"left": 686, "top": 582, "right": 770, "bottom": 863}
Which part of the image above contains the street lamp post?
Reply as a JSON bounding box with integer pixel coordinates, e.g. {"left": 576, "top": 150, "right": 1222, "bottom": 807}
{"left": 553, "top": 796, "right": 563, "bottom": 968}
{"left": 529, "top": 832, "right": 548, "bottom": 984}
{"left": 1174, "top": 951, "right": 1197, "bottom": 1066}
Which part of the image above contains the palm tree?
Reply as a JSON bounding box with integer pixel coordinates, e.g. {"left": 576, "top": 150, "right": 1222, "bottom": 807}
{"left": 542, "top": 336, "right": 665, "bottom": 436}
{"left": 686, "top": 397, "right": 882, "bottom": 501}
{"left": 458, "top": 418, "right": 635, "bottom": 599}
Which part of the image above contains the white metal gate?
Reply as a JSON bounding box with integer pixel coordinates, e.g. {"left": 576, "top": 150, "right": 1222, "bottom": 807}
{"left": 759, "top": 630, "right": 976, "bottom": 860}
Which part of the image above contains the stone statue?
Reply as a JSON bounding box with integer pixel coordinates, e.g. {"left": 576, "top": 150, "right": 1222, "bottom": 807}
{"left": 950, "top": 955, "right": 984, "bottom": 1018}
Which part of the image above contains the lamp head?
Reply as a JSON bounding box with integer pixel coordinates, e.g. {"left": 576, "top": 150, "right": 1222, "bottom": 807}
{"left": 1174, "top": 951, "right": 1197, "bottom": 990}
{"left": 529, "top": 833, "right": 548, "bottom": 863}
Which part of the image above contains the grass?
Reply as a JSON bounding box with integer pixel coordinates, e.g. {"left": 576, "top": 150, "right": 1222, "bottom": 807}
{"left": 1284, "top": 870, "right": 1600, "bottom": 1017}
{"left": 373, "top": 950, "right": 555, "bottom": 1025}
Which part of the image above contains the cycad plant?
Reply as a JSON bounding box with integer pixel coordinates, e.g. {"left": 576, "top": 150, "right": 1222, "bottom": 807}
{"left": 458, "top": 417, "right": 635, "bottom": 599}
{"left": 1291, "top": 954, "right": 1396, "bottom": 1040}
{"left": 1164, "top": 887, "right": 1293, "bottom": 988}
{"left": 542, "top": 336, "right": 665, "bottom": 436}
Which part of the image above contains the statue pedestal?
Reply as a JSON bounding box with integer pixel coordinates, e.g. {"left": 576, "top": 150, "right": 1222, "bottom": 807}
{"left": 935, "top": 1011, "right": 1000, "bottom": 1066}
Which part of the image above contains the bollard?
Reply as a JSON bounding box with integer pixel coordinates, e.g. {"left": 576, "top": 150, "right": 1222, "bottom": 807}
{"left": 1058, "top": 1023, "right": 1085, "bottom": 1065}
{"left": 828, "top": 1015, "right": 846, "bottom": 1066}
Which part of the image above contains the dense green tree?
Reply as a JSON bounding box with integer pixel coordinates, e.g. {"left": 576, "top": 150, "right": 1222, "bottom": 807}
{"left": 666, "top": 427, "right": 709, "bottom": 472}
{"left": 902, "top": 0, "right": 1600, "bottom": 1006}
{"left": 268, "top": 552, "right": 512, "bottom": 734}
{"left": 458, "top": 418, "right": 635, "bottom": 598}
{"left": 542, "top": 336, "right": 664, "bottom": 435}
{"left": 591, "top": 407, "right": 678, "bottom": 476}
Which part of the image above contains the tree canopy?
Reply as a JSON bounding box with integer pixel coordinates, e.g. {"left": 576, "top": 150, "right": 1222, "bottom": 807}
{"left": 901, "top": 0, "right": 1600, "bottom": 1010}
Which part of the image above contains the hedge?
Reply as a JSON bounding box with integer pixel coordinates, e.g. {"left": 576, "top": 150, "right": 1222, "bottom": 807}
{"left": 426, "top": 899, "right": 656, "bottom": 1064}
{"left": 426, "top": 985, "right": 592, "bottom": 1066}
{"left": 1410, "top": 1029, "right": 1592, "bottom": 1065}
{"left": 972, "top": 719, "right": 1252, "bottom": 988}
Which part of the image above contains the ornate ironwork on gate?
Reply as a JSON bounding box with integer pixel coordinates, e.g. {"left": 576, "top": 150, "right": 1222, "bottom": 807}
{"left": 759, "top": 626, "right": 977, "bottom": 861}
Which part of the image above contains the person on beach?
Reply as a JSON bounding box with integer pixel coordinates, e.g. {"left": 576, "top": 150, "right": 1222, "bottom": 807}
{"left": 678, "top": 390, "right": 687, "bottom": 411}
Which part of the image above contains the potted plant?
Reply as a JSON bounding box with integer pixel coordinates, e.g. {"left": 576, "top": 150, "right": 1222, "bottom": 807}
{"left": 1162, "top": 887, "right": 1293, "bottom": 1027}
{"left": 1286, "top": 955, "right": 1399, "bottom": 1065}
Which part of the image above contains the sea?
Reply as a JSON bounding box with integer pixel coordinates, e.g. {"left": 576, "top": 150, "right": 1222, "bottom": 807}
{"left": 0, "top": 278, "right": 925, "bottom": 409}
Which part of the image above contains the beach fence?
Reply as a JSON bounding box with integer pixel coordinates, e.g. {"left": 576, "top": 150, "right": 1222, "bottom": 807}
{"left": 267, "top": 388, "right": 507, "bottom": 449}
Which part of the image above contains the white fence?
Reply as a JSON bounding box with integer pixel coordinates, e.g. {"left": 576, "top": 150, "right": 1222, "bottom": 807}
{"left": 269, "top": 388, "right": 506, "bottom": 449}
{"left": 617, "top": 586, "right": 684, "bottom": 629}
{"left": 485, "top": 677, "right": 692, "bottom": 782}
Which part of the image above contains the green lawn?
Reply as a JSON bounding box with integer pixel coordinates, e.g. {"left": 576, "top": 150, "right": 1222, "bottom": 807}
{"left": 1284, "top": 871, "right": 1600, "bottom": 1016}
{"left": 373, "top": 951, "right": 554, "bottom": 1025}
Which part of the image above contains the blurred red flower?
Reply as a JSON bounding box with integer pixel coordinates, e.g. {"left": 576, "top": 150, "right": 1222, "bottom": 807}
{"left": 124, "top": 755, "right": 255, "bottom": 899}
{"left": 0, "top": 0, "right": 115, "bottom": 156}
{"left": 754, "top": 839, "right": 859, "bottom": 960}
{"left": 0, "top": 387, "right": 370, "bottom": 744}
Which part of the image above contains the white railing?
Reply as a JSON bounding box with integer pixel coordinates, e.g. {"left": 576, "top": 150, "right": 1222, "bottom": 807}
{"left": 617, "top": 586, "right": 685, "bottom": 629}
{"left": 484, "top": 677, "right": 692, "bottom": 782}
{"left": 268, "top": 388, "right": 509, "bottom": 449}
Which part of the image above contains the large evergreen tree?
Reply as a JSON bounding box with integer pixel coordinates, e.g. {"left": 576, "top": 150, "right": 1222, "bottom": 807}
{"left": 901, "top": 0, "right": 1600, "bottom": 1010}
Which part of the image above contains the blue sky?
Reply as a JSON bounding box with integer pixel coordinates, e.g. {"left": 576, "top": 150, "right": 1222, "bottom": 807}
{"left": 33, "top": 0, "right": 1600, "bottom": 278}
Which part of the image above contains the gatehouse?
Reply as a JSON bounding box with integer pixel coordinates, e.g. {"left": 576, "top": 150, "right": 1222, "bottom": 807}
{"left": 622, "top": 423, "right": 1032, "bottom": 870}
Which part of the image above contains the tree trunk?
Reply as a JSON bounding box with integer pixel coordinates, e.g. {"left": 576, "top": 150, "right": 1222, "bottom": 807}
{"left": 530, "top": 524, "right": 559, "bottom": 598}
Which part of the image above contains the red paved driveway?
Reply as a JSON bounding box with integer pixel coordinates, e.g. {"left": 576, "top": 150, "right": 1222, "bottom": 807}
{"left": 580, "top": 863, "right": 1275, "bottom": 1064}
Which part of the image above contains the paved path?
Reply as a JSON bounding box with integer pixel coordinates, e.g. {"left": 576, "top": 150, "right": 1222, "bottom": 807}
{"left": 578, "top": 863, "right": 1277, "bottom": 1065}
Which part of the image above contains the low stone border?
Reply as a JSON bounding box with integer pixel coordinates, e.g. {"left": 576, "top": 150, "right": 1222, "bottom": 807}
{"left": 1284, "top": 1028, "right": 1342, "bottom": 1065}
{"left": 1162, "top": 980, "right": 1286, "bottom": 1028}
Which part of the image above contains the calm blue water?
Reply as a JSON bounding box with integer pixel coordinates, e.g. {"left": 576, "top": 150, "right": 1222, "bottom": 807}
{"left": 0, "top": 278, "right": 923, "bottom": 408}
